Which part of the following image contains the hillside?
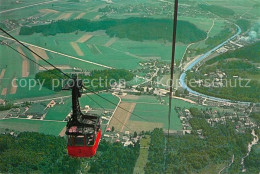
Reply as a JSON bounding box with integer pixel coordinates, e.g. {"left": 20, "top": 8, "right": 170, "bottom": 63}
{"left": 206, "top": 41, "right": 260, "bottom": 64}
{"left": 187, "top": 41, "right": 260, "bottom": 103}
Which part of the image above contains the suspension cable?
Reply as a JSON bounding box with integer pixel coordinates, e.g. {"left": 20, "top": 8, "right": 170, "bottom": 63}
{"left": 0, "top": 28, "right": 71, "bottom": 79}
{"left": 86, "top": 94, "right": 134, "bottom": 132}
{"left": 0, "top": 40, "right": 50, "bottom": 72}
{"left": 0, "top": 28, "right": 148, "bottom": 124}
{"left": 167, "top": 0, "right": 179, "bottom": 138}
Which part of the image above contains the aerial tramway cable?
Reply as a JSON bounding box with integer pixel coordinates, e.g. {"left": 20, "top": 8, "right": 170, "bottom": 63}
{"left": 0, "top": 27, "right": 147, "bottom": 126}
{"left": 0, "top": 28, "right": 71, "bottom": 79}
{"left": 167, "top": 0, "right": 179, "bottom": 138}
{"left": 86, "top": 94, "right": 134, "bottom": 132}
{"left": 0, "top": 27, "right": 148, "bottom": 122}
{"left": 0, "top": 40, "right": 50, "bottom": 72}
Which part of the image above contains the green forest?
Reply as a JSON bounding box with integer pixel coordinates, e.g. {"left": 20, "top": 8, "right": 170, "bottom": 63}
{"left": 236, "top": 19, "right": 251, "bottom": 32}
{"left": 19, "top": 18, "right": 207, "bottom": 44}
{"left": 35, "top": 69, "right": 134, "bottom": 91}
{"left": 0, "top": 132, "right": 81, "bottom": 173}
{"left": 89, "top": 140, "right": 140, "bottom": 173}
{"left": 0, "top": 133, "right": 141, "bottom": 173}
{"left": 144, "top": 109, "right": 258, "bottom": 174}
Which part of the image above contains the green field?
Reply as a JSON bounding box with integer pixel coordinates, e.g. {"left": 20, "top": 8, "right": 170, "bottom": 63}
{"left": 122, "top": 95, "right": 224, "bottom": 131}
{"left": 45, "top": 93, "right": 119, "bottom": 121}
{"left": 0, "top": 118, "right": 66, "bottom": 135}
{"left": 80, "top": 93, "right": 120, "bottom": 110}
{"left": 122, "top": 95, "right": 201, "bottom": 130}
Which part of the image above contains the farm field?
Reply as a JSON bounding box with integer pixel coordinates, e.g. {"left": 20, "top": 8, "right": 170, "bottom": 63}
{"left": 189, "top": 19, "right": 228, "bottom": 50}
{"left": 0, "top": 0, "right": 52, "bottom": 11}
{"left": 120, "top": 95, "right": 225, "bottom": 131}
{"left": 121, "top": 95, "right": 186, "bottom": 131}
{"left": 129, "top": 103, "right": 182, "bottom": 130}
{"left": 179, "top": 16, "right": 214, "bottom": 33}
{"left": 197, "top": 0, "right": 260, "bottom": 19}
{"left": 80, "top": 93, "right": 120, "bottom": 110}
{"left": 0, "top": 0, "right": 106, "bottom": 21}
{"left": 0, "top": 118, "right": 66, "bottom": 136}
{"left": 108, "top": 102, "right": 136, "bottom": 132}
{"left": 3, "top": 78, "right": 55, "bottom": 101}
{"left": 12, "top": 31, "right": 188, "bottom": 70}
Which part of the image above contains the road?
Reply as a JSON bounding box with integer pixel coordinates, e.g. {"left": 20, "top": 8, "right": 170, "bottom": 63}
{"left": 135, "top": 67, "right": 159, "bottom": 87}
{"left": 179, "top": 24, "right": 252, "bottom": 105}
{"left": 219, "top": 155, "right": 234, "bottom": 174}
{"left": 241, "top": 129, "right": 259, "bottom": 173}
{"left": 106, "top": 93, "right": 121, "bottom": 131}
{"left": 0, "top": 34, "right": 113, "bottom": 69}
{"left": 0, "top": 0, "right": 58, "bottom": 14}
{"left": 179, "top": 19, "right": 215, "bottom": 68}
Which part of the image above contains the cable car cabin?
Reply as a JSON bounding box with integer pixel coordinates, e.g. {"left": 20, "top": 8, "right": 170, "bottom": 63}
{"left": 66, "top": 115, "right": 101, "bottom": 158}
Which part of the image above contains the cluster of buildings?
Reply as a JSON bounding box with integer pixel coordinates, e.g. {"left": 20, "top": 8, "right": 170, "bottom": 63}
{"left": 180, "top": 6, "right": 208, "bottom": 18}
{"left": 138, "top": 60, "right": 170, "bottom": 76}
{"left": 177, "top": 103, "right": 258, "bottom": 136}
{"left": 2, "top": 19, "right": 18, "bottom": 31}
{"left": 216, "top": 37, "right": 245, "bottom": 54}
{"left": 176, "top": 108, "right": 192, "bottom": 134}
{"left": 104, "top": 129, "right": 140, "bottom": 147}
{"left": 21, "top": 16, "right": 53, "bottom": 25}
{"left": 4, "top": 100, "right": 58, "bottom": 120}
{"left": 99, "top": 3, "right": 177, "bottom": 17}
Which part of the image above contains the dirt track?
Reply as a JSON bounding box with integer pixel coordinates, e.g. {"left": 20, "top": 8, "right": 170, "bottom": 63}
{"left": 39, "top": 9, "right": 58, "bottom": 14}
{"left": 77, "top": 34, "right": 92, "bottom": 43}
{"left": 1, "top": 88, "right": 7, "bottom": 96}
{"left": 29, "top": 46, "right": 49, "bottom": 61}
{"left": 105, "top": 38, "right": 117, "bottom": 47}
{"left": 56, "top": 12, "right": 73, "bottom": 20}
{"left": 75, "top": 12, "right": 86, "bottom": 19}
{"left": 17, "top": 47, "right": 29, "bottom": 77}
{"left": 0, "top": 69, "right": 6, "bottom": 79}
{"left": 10, "top": 77, "right": 17, "bottom": 94}
{"left": 70, "top": 42, "right": 84, "bottom": 56}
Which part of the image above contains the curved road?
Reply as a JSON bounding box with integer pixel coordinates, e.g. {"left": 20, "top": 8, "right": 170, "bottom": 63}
{"left": 179, "top": 24, "right": 251, "bottom": 105}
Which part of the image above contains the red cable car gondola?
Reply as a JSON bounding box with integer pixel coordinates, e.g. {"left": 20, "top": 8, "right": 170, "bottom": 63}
{"left": 65, "top": 77, "right": 101, "bottom": 157}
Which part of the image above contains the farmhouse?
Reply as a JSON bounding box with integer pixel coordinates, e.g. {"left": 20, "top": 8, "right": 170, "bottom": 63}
{"left": 47, "top": 100, "right": 56, "bottom": 108}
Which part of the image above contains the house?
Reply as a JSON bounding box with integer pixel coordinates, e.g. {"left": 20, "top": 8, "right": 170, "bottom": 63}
{"left": 124, "top": 141, "right": 134, "bottom": 147}
{"left": 183, "top": 130, "right": 191, "bottom": 135}
{"left": 47, "top": 100, "right": 56, "bottom": 108}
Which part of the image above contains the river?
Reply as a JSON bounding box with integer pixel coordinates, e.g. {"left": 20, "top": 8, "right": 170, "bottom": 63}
{"left": 179, "top": 24, "right": 252, "bottom": 105}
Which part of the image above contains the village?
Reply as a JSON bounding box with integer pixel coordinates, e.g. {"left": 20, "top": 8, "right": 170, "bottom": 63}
{"left": 176, "top": 103, "right": 259, "bottom": 136}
